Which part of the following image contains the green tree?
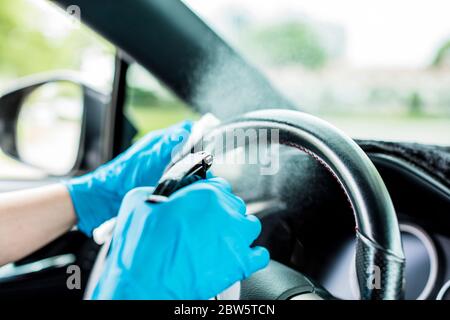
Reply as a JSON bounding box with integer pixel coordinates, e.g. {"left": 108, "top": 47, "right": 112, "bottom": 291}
{"left": 243, "top": 22, "right": 328, "bottom": 69}
{"left": 0, "top": 0, "right": 110, "bottom": 78}
{"left": 432, "top": 40, "right": 450, "bottom": 68}
{"left": 407, "top": 91, "right": 424, "bottom": 116}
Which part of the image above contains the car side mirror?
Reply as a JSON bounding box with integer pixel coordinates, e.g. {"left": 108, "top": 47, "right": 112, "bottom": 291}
{"left": 0, "top": 73, "right": 108, "bottom": 176}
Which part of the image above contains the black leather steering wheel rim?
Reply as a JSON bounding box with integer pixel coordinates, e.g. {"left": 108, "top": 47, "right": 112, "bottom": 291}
{"left": 196, "top": 109, "right": 405, "bottom": 300}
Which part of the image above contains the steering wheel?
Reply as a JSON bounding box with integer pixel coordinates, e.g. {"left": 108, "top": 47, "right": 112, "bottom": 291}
{"left": 86, "top": 109, "right": 405, "bottom": 300}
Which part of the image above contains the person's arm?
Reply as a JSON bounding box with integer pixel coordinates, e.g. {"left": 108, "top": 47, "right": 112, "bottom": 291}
{"left": 0, "top": 121, "right": 191, "bottom": 267}
{"left": 0, "top": 184, "right": 76, "bottom": 266}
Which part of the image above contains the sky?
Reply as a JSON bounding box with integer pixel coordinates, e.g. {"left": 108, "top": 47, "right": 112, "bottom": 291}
{"left": 184, "top": 0, "right": 450, "bottom": 68}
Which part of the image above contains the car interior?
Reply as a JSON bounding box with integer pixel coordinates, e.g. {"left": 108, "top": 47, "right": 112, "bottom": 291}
{"left": 0, "top": 0, "right": 449, "bottom": 300}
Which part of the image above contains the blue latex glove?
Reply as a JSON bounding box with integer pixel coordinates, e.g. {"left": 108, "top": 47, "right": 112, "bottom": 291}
{"left": 64, "top": 121, "right": 192, "bottom": 236}
{"left": 90, "top": 178, "right": 270, "bottom": 300}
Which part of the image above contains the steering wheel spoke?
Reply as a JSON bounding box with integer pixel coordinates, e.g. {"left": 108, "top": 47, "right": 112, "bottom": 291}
{"left": 240, "top": 260, "right": 334, "bottom": 300}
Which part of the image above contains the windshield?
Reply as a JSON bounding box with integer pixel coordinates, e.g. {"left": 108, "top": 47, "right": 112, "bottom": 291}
{"left": 183, "top": 0, "right": 450, "bottom": 145}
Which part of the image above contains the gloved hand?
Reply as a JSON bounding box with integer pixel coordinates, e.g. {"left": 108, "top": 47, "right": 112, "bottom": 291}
{"left": 64, "top": 121, "right": 192, "bottom": 236}
{"left": 90, "top": 178, "right": 270, "bottom": 300}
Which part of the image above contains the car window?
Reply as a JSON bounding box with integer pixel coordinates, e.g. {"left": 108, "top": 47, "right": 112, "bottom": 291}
{"left": 0, "top": 0, "right": 115, "bottom": 180}
{"left": 183, "top": 0, "right": 450, "bottom": 145}
{"left": 124, "top": 63, "right": 200, "bottom": 139}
